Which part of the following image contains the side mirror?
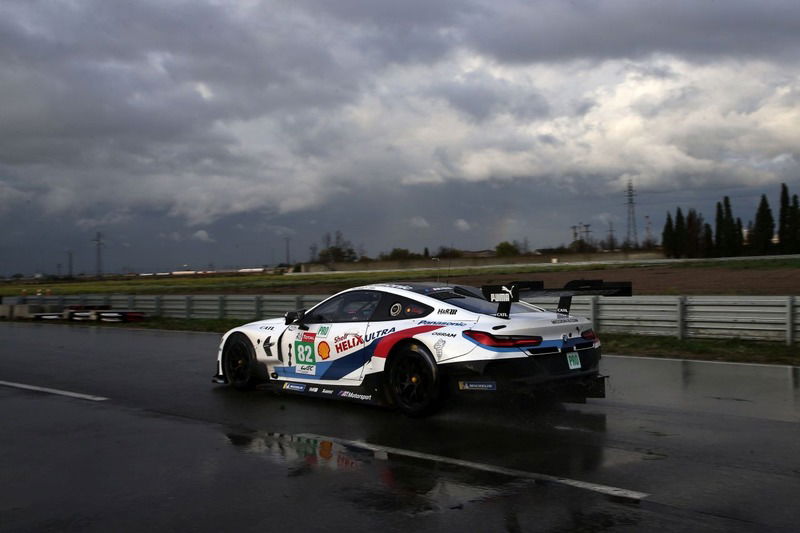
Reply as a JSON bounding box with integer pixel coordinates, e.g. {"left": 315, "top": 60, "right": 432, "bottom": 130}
{"left": 284, "top": 308, "right": 306, "bottom": 325}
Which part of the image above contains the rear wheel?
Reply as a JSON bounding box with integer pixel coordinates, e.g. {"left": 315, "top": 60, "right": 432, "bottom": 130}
{"left": 386, "top": 345, "right": 440, "bottom": 417}
{"left": 222, "top": 333, "right": 258, "bottom": 390}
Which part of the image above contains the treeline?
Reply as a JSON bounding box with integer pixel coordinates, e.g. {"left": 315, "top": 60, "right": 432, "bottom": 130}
{"left": 662, "top": 183, "right": 800, "bottom": 258}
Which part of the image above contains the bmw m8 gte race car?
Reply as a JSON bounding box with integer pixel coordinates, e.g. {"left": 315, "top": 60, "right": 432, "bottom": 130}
{"left": 213, "top": 280, "right": 631, "bottom": 416}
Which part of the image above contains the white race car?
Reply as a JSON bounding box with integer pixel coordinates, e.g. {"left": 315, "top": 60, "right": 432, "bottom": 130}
{"left": 213, "top": 280, "right": 631, "bottom": 416}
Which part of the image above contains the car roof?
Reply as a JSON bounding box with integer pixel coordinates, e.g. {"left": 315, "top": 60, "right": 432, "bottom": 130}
{"left": 359, "top": 282, "right": 483, "bottom": 298}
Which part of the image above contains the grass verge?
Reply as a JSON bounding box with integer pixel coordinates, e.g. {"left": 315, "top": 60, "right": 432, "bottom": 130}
{"left": 601, "top": 333, "right": 799, "bottom": 366}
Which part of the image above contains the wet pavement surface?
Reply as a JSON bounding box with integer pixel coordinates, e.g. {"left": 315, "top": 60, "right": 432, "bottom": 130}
{"left": 0, "top": 322, "right": 799, "bottom": 531}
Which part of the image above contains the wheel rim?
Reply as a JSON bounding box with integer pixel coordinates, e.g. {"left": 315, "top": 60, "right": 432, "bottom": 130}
{"left": 390, "top": 354, "right": 431, "bottom": 409}
{"left": 224, "top": 341, "right": 251, "bottom": 384}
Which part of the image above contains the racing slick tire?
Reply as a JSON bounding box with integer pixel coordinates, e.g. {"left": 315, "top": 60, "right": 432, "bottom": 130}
{"left": 222, "top": 333, "right": 258, "bottom": 390}
{"left": 386, "top": 344, "right": 441, "bottom": 417}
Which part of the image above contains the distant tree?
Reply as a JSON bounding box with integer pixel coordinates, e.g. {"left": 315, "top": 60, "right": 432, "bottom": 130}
{"left": 379, "top": 248, "right": 423, "bottom": 261}
{"left": 722, "top": 196, "right": 741, "bottom": 256}
{"left": 734, "top": 217, "right": 744, "bottom": 256}
{"left": 779, "top": 183, "right": 791, "bottom": 253}
{"left": 701, "top": 223, "right": 714, "bottom": 258}
{"left": 309, "top": 244, "right": 318, "bottom": 263}
{"left": 423, "top": 247, "right": 430, "bottom": 258}
{"left": 790, "top": 194, "right": 800, "bottom": 253}
{"left": 495, "top": 241, "right": 521, "bottom": 257}
{"left": 662, "top": 212, "right": 675, "bottom": 257}
{"left": 436, "top": 246, "right": 463, "bottom": 259}
{"left": 317, "top": 230, "right": 357, "bottom": 263}
{"left": 713, "top": 201, "right": 725, "bottom": 256}
{"left": 751, "top": 194, "right": 775, "bottom": 255}
{"left": 685, "top": 209, "right": 703, "bottom": 258}
{"left": 673, "top": 208, "right": 687, "bottom": 258}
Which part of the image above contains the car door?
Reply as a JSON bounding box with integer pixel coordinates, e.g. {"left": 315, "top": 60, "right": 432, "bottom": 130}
{"left": 276, "top": 290, "right": 382, "bottom": 384}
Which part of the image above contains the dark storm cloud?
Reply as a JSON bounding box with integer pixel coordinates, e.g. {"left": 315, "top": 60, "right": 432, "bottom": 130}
{"left": 461, "top": 0, "right": 800, "bottom": 63}
{"left": 2, "top": 0, "right": 800, "bottom": 275}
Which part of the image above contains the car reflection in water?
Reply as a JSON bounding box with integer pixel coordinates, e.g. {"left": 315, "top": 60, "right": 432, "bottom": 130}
{"left": 224, "top": 407, "right": 621, "bottom": 528}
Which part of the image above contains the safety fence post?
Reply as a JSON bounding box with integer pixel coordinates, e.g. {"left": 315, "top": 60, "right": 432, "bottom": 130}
{"left": 254, "top": 295, "right": 263, "bottom": 319}
{"left": 154, "top": 295, "right": 162, "bottom": 317}
{"left": 787, "top": 296, "right": 795, "bottom": 346}
{"left": 590, "top": 296, "right": 599, "bottom": 332}
{"left": 185, "top": 295, "right": 193, "bottom": 319}
{"left": 218, "top": 295, "right": 226, "bottom": 319}
{"left": 677, "top": 296, "right": 686, "bottom": 340}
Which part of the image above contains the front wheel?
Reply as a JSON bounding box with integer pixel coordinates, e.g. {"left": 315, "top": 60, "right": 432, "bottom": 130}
{"left": 386, "top": 345, "right": 440, "bottom": 417}
{"left": 222, "top": 333, "right": 258, "bottom": 390}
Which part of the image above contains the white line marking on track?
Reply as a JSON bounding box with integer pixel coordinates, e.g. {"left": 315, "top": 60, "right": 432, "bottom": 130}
{"left": 0, "top": 380, "right": 108, "bottom": 402}
{"left": 295, "top": 432, "right": 649, "bottom": 502}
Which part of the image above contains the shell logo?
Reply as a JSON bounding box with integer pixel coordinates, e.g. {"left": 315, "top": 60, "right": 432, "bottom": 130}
{"left": 318, "top": 341, "right": 331, "bottom": 360}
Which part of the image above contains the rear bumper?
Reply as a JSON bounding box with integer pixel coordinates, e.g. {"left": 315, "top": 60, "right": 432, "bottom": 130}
{"left": 440, "top": 347, "right": 605, "bottom": 398}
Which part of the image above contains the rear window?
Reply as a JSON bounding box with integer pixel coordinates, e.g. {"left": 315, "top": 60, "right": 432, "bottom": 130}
{"left": 428, "top": 291, "right": 540, "bottom": 316}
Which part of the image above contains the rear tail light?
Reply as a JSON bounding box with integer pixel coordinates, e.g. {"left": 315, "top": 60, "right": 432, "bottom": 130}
{"left": 581, "top": 329, "right": 598, "bottom": 342}
{"left": 464, "top": 330, "right": 542, "bottom": 347}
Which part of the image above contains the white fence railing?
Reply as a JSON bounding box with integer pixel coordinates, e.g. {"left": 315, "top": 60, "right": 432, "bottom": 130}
{"left": 3, "top": 294, "right": 798, "bottom": 345}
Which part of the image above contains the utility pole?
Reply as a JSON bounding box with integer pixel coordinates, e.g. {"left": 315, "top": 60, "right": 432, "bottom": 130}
{"left": 66, "top": 250, "right": 73, "bottom": 277}
{"left": 582, "top": 223, "right": 592, "bottom": 242}
{"left": 625, "top": 178, "right": 638, "bottom": 246}
{"left": 92, "top": 232, "right": 104, "bottom": 277}
{"left": 644, "top": 215, "right": 653, "bottom": 247}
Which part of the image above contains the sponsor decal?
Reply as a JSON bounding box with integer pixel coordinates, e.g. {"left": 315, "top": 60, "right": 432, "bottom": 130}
{"left": 432, "top": 332, "right": 456, "bottom": 337}
{"left": 295, "top": 332, "right": 317, "bottom": 365}
{"left": 552, "top": 317, "right": 579, "bottom": 324}
{"left": 419, "top": 320, "right": 467, "bottom": 327}
{"left": 364, "top": 327, "right": 396, "bottom": 343}
{"left": 296, "top": 364, "right": 316, "bottom": 376}
{"left": 390, "top": 303, "right": 402, "bottom": 317}
{"left": 321, "top": 388, "right": 334, "bottom": 394}
{"left": 317, "top": 325, "right": 331, "bottom": 337}
{"left": 458, "top": 381, "right": 497, "bottom": 391}
{"left": 337, "top": 390, "right": 372, "bottom": 401}
{"left": 318, "top": 341, "right": 331, "bottom": 360}
{"left": 283, "top": 383, "right": 306, "bottom": 392}
{"left": 309, "top": 387, "right": 319, "bottom": 393}
{"left": 259, "top": 325, "right": 276, "bottom": 331}
{"left": 382, "top": 284, "right": 413, "bottom": 290}
{"left": 437, "top": 309, "right": 457, "bottom": 315}
{"left": 333, "top": 333, "right": 364, "bottom": 353}
{"left": 490, "top": 293, "right": 511, "bottom": 302}
{"left": 434, "top": 338, "right": 446, "bottom": 358}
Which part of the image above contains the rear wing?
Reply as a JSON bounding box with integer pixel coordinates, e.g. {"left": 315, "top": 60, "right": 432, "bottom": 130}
{"left": 480, "top": 279, "right": 632, "bottom": 318}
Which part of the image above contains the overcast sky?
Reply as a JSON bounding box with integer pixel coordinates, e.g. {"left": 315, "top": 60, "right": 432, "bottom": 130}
{"left": 2, "top": 0, "right": 800, "bottom": 275}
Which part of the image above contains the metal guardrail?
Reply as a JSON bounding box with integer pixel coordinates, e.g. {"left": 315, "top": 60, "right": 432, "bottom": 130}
{"left": 3, "top": 294, "right": 798, "bottom": 345}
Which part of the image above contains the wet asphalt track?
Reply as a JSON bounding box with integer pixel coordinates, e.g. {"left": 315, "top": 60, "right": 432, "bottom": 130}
{"left": 0, "top": 322, "right": 799, "bottom": 532}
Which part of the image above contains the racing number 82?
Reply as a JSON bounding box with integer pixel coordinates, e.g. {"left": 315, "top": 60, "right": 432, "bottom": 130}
{"left": 295, "top": 342, "right": 315, "bottom": 364}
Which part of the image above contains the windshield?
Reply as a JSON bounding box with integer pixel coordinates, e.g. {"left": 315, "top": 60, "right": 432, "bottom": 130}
{"left": 428, "top": 290, "right": 541, "bottom": 316}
